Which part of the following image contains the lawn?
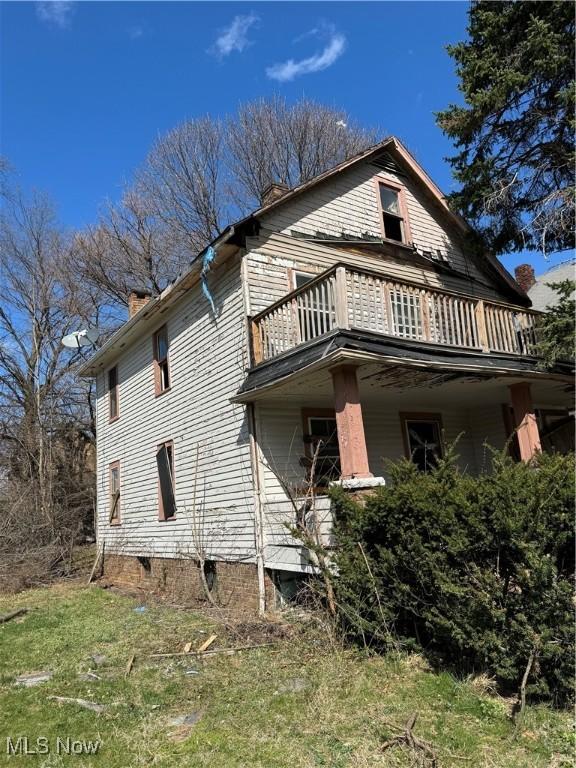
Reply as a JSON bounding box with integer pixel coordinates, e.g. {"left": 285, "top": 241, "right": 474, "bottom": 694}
{"left": 0, "top": 582, "right": 572, "bottom": 767}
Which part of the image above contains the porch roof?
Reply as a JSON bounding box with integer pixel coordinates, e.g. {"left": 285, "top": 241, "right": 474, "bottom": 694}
{"left": 233, "top": 328, "right": 573, "bottom": 403}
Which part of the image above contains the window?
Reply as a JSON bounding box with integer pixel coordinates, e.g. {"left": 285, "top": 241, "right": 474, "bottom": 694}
{"left": 108, "top": 366, "right": 119, "bottom": 422}
{"left": 109, "top": 461, "right": 121, "bottom": 525}
{"left": 157, "top": 441, "right": 176, "bottom": 520}
{"left": 153, "top": 325, "right": 170, "bottom": 394}
{"left": 301, "top": 410, "right": 341, "bottom": 485}
{"left": 377, "top": 181, "right": 409, "bottom": 244}
{"left": 400, "top": 413, "right": 443, "bottom": 472}
{"left": 293, "top": 271, "right": 315, "bottom": 289}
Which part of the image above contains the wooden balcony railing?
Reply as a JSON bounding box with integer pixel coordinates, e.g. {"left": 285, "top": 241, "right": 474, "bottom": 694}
{"left": 250, "top": 264, "right": 540, "bottom": 364}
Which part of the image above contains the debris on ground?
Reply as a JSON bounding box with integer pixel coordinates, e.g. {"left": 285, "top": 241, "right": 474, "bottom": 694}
{"left": 276, "top": 677, "right": 309, "bottom": 694}
{"left": 167, "top": 711, "right": 203, "bottom": 743}
{"left": 168, "top": 712, "right": 202, "bottom": 727}
{"left": 0, "top": 608, "right": 29, "bottom": 624}
{"left": 380, "top": 712, "right": 438, "bottom": 768}
{"left": 49, "top": 696, "right": 106, "bottom": 714}
{"left": 91, "top": 654, "right": 107, "bottom": 666}
{"left": 196, "top": 634, "right": 217, "bottom": 653}
{"left": 78, "top": 672, "right": 101, "bottom": 682}
{"left": 15, "top": 671, "right": 53, "bottom": 687}
{"left": 125, "top": 654, "right": 135, "bottom": 677}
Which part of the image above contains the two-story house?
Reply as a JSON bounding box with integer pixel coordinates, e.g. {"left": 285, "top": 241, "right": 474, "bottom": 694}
{"left": 79, "top": 137, "right": 573, "bottom": 612}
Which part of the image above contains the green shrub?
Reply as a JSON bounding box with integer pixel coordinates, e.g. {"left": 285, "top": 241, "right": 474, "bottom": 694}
{"left": 331, "top": 448, "right": 575, "bottom": 706}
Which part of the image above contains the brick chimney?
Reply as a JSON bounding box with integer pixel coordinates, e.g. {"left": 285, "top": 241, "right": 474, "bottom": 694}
{"left": 128, "top": 289, "right": 152, "bottom": 318}
{"left": 261, "top": 181, "right": 289, "bottom": 206}
{"left": 514, "top": 264, "right": 536, "bottom": 293}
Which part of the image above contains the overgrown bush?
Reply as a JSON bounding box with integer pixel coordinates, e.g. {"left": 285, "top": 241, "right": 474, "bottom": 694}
{"left": 331, "top": 448, "right": 575, "bottom": 706}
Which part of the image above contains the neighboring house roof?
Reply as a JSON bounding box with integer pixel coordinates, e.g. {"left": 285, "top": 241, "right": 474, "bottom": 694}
{"left": 78, "top": 136, "right": 527, "bottom": 377}
{"left": 528, "top": 260, "right": 576, "bottom": 312}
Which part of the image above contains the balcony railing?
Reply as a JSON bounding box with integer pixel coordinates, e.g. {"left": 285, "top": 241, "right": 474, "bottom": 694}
{"left": 250, "top": 264, "right": 540, "bottom": 365}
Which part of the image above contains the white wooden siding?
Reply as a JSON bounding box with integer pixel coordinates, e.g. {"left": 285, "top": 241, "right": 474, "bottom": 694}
{"left": 259, "top": 160, "right": 495, "bottom": 290}
{"left": 254, "top": 399, "right": 506, "bottom": 572}
{"left": 95, "top": 257, "right": 257, "bottom": 563}
{"left": 244, "top": 230, "right": 505, "bottom": 319}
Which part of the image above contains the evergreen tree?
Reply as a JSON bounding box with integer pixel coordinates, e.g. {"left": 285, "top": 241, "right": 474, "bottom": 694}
{"left": 537, "top": 280, "right": 575, "bottom": 369}
{"left": 437, "top": 1, "right": 575, "bottom": 255}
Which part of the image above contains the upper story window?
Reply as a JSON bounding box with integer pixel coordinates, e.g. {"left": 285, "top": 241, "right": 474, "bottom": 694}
{"left": 108, "top": 366, "right": 119, "bottom": 422}
{"left": 294, "top": 271, "right": 315, "bottom": 289}
{"left": 377, "top": 181, "right": 410, "bottom": 244}
{"left": 153, "top": 325, "right": 171, "bottom": 395}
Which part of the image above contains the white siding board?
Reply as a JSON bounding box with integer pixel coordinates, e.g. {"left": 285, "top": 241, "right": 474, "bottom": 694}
{"left": 245, "top": 230, "right": 504, "bottom": 319}
{"left": 255, "top": 398, "right": 487, "bottom": 572}
{"left": 95, "top": 257, "right": 258, "bottom": 563}
{"left": 259, "top": 160, "right": 495, "bottom": 289}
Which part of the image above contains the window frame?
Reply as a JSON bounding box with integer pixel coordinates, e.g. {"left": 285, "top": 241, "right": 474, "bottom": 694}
{"left": 153, "top": 325, "right": 171, "bottom": 396}
{"left": 108, "top": 365, "right": 119, "bottom": 423}
{"left": 301, "top": 408, "right": 341, "bottom": 486}
{"left": 374, "top": 178, "right": 412, "bottom": 245}
{"left": 288, "top": 268, "right": 316, "bottom": 291}
{"left": 108, "top": 460, "right": 122, "bottom": 526}
{"left": 157, "top": 440, "right": 176, "bottom": 521}
{"left": 399, "top": 412, "right": 443, "bottom": 471}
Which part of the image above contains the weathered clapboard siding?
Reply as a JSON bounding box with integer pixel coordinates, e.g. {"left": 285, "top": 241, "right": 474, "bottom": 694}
{"left": 467, "top": 406, "right": 509, "bottom": 472}
{"left": 258, "top": 159, "right": 494, "bottom": 288}
{"left": 95, "top": 256, "right": 257, "bottom": 562}
{"left": 244, "top": 230, "right": 505, "bottom": 319}
{"left": 253, "top": 398, "right": 502, "bottom": 571}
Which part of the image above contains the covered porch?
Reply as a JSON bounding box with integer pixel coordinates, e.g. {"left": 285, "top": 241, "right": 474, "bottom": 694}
{"left": 235, "top": 349, "right": 573, "bottom": 574}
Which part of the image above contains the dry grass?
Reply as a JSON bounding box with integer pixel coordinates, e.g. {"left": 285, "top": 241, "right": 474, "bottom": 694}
{"left": 0, "top": 582, "right": 573, "bottom": 767}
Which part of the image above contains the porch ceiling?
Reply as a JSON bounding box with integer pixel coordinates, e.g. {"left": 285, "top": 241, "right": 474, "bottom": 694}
{"left": 233, "top": 329, "right": 573, "bottom": 407}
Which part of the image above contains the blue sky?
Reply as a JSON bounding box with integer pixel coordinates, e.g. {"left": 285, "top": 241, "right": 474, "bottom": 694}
{"left": 0, "top": 1, "right": 566, "bottom": 275}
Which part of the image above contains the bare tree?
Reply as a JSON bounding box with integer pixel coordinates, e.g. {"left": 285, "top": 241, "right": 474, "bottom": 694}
{"left": 227, "top": 96, "right": 380, "bottom": 207}
{"left": 0, "top": 184, "right": 95, "bottom": 587}
{"left": 74, "top": 97, "right": 379, "bottom": 320}
{"left": 135, "top": 116, "right": 227, "bottom": 252}
{"left": 72, "top": 188, "right": 190, "bottom": 317}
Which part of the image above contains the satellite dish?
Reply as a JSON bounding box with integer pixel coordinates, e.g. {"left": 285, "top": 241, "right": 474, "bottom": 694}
{"left": 61, "top": 328, "right": 100, "bottom": 349}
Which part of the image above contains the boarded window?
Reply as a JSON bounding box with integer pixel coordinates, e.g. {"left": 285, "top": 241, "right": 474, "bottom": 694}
{"left": 109, "top": 461, "right": 121, "bottom": 524}
{"left": 157, "top": 441, "right": 176, "bottom": 520}
{"left": 153, "top": 325, "right": 170, "bottom": 394}
{"left": 378, "top": 183, "right": 407, "bottom": 243}
{"left": 400, "top": 413, "right": 443, "bottom": 472}
{"left": 108, "top": 366, "right": 119, "bottom": 421}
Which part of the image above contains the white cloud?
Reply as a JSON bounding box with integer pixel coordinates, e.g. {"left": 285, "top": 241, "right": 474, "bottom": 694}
{"left": 266, "top": 24, "right": 346, "bottom": 82}
{"left": 36, "top": 1, "right": 75, "bottom": 29}
{"left": 210, "top": 13, "right": 259, "bottom": 58}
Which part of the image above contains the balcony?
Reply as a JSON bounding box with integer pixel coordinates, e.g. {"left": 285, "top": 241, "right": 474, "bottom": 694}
{"left": 250, "top": 263, "right": 540, "bottom": 365}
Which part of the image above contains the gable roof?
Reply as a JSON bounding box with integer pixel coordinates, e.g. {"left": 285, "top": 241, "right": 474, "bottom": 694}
{"left": 79, "top": 136, "right": 528, "bottom": 377}
{"left": 241, "top": 136, "right": 527, "bottom": 303}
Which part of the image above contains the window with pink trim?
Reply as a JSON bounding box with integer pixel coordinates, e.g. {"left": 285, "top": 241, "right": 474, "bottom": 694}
{"left": 377, "top": 182, "right": 409, "bottom": 244}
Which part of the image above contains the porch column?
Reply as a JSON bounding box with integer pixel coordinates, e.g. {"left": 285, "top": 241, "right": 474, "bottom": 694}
{"left": 509, "top": 382, "right": 541, "bottom": 461}
{"left": 330, "top": 365, "right": 373, "bottom": 479}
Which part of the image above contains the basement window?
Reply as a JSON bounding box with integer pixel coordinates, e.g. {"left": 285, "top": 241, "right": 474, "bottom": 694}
{"left": 109, "top": 461, "right": 121, "bottom": 525}
{"left": 153, "top": 325, "right": 171, "bottom": 395}
{"left": 108, "top": 366, "right": 119, "bottom": 422}
{"left": 400, "top": 413, "right": 443, "bottom": 472}
{"left": 157, "top": 441, "right": 176, "bottom": 520}
{"left": 378, "top": 182, "right": 409, "bottom": 244}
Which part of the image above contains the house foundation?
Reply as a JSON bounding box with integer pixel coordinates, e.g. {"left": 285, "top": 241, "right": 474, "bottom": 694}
{"left": 101, "top": 554, "right": 276, "bottom": 614}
